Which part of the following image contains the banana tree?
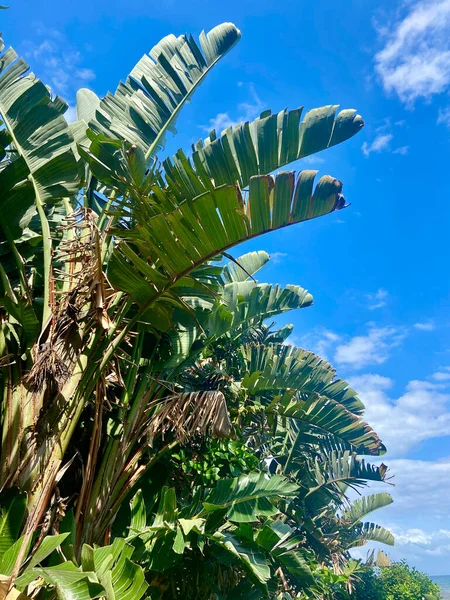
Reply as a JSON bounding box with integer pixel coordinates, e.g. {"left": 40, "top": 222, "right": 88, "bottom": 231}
{"left": 0, "top": 16, "right": 382, "bottom": 597}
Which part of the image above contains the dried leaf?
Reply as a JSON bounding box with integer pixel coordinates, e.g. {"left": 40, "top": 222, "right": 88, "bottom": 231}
{"left": 148, "top": 391, "right": 234, "bottom": 444}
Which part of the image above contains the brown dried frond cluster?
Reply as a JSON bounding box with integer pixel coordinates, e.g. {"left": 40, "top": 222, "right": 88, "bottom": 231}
{"left": 27, "top": 344, "right": 70, "bottom": 394}
{"left": 26, "top": 208, "right": 114, "bottom": 393}
{"left": 147, "top": 390, "right": 234, "bottom": 445}
{"left": 55, "top": 207, "right": 113, "bottom": 331}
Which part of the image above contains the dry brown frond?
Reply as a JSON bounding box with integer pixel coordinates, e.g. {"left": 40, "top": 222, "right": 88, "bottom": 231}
{"left": 147, "top": 390, "right": 234, "bottom": 444}
{"left": 376, "top": 549, "right": 391, "bottom": 567}
{"left": 26, "top": 208, "right": 114, "bottom": 393}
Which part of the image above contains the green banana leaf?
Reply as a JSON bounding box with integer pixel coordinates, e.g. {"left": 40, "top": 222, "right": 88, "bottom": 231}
{"left": 164, "top": 104, "right": 363, "bottom": 202}
{"left": 85, "top": 23, "right": 241, "bottom": 159}
{"left": 341, "top": 493, "right": 394, "bottom": 525}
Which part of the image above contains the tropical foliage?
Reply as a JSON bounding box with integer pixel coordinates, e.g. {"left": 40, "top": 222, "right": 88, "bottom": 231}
{"left": 352, "top": 561, "right": 442, "bottom": 600}
{"left": 0, "top": 16, "right": 394, "bottom": 599}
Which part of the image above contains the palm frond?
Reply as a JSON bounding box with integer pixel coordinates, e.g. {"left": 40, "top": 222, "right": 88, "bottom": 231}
{"left": 106, "top": 170, "right": 343, "bottom": 329}
{"left": 86, "top": 23, "right": 241, "bottom": 159}
{"left": 0, "top": 40, "right": 79, "bottom": 204}
{"left": 163, "top": 104, "right": 363, "bottom": 202}
{"left": 341, "top": 493, "right": 393, "bottom": 525}
{"left": 242, "top": 343, "right": 365, "bottom": 415}
{"left": 348, "top": 522, "right": 395, "bottom": 547}
{"left": 273, "top": 394, "right": 384, "bottom": 456}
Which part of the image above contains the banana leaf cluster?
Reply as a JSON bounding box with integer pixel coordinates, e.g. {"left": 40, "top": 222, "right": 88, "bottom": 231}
{"left": 0, "top": 18, "right": 393, "bottom": 599}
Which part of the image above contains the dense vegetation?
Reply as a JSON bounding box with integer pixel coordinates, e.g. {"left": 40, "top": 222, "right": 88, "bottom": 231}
{"left": 0, "top": 17, "right": 399, "bottom": 599}
{"left": 353, "top": 561, "right": 442, "bottom": 600}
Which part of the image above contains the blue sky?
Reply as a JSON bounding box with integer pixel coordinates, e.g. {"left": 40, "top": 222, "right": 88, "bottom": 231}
{"left": 4, "top": 0, "right": 450, "bottom": 575}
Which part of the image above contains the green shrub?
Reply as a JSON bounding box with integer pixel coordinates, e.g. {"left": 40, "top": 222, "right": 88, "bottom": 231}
{"left": 352, "top": 560, "right": 442, "bottom": 600}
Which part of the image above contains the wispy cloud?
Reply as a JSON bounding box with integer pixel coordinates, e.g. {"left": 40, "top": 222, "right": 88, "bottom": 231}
{"left": 299, "top": 323, "right": 406, "bottom": 369}
{"left": 393, "top": 145, "right": 409, "bottom": 155}
{"left": 414, "top": 321, "right": 435, "bottom": 331}
{"left": 299, "top": 329, "right": 341, "bottom": 361}
{"left": 269, "top": 252, "right": 287, "bottom": 264}
{"left": 366, "top": 288, "right": 389, "bottom": 310}
{"left": 362, "top": 133, "right": 393, "bottom": 156}
{"left": 437, "top": 104, "right": 450, "bottom": 126}
{"left": 22, "top": 24, "right": 95, "bottom": 101}
{"left": 432, "top": 366, "right": 450, "bottom": 381}
{"left": 302, "top": 155, "right": 325, "bottom": 165}
{"left": 374, "top": 0, "right": 450, "bottom": 106}
{"left": 362, "top": 124, "right": 409, "bottom": 157}
{"left": 206, "top": 113, "right": 237, "bottom": 132}
{"left": 205, "top": 83, "right": 264, "bottom": 132}
{"left": 334, "top": 325, "right": 405, "bottom": 369}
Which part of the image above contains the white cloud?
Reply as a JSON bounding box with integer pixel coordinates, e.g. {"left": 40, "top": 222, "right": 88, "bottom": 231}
{"left": 76, "top": 68, "right": 95, "bottom": 82}
{"left": 302, "top": 155, "right": 325, "bottom": 165}
{"left": 374, "top": 0, "right": 450, "bottom": 105}
{"left": 393, "top": 145, "right": 409, "bottom": 155}
{"left": 269, "top": 252, "right": 287, "bottom": 264}
{"left": 370, "top": 458, "right": 450, "bottom": 526}
{"left": 299, "top": 324, "right": 405, "bottom": 369}
{"left": 414, "top": 321, "right": 435, "bottom": 331}
{"left": 350, "top": 457, "right": 450, "bottom": 573}
{"left": 362, "top": 133, "right": 393, "bottom": 156}
{"left": 351, "top": 374, "right": 450, "bottom": 455}
{"left": 334, "top": 325, "right": 405, "bottom": 369}
{"left": 22, "top": 27, "right": 95, "bottom": 100}
{"left": 434, "top": 372, "right": 450, "bottom": 381}
{"left": 299, "top": 328, "right": 341, "bottom": 361}
{"left": 366, "top": 288, "right": 389, "bottom": 310}
{"left": 392, "top": 528, "right": 435, "bottom": 545}
{"left": 207, "top": 112, "right": 237, "bottom": 132}
{"left": 432, "top": 367, "right": 450, "bottom": 381}
{"left": 205, "top": 83, "right": 264, "bottom": 132}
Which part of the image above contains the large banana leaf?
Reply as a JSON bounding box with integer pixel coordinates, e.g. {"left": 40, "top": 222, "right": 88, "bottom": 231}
{"left": 0, "top": 38, "right": 80, "bottom": 321}
{"left": 222, "top": 251, "right": 270, "bottom": 283}
{"left": 273, "top": 394, "right": 383, "bottom": 456}
{"left": 0, "top": 534, "right": 68, "bottom": 578}
{"left": 107, "top": 170, "right": 343, "bottom": 324}
{"left": 160, "top": 281, "right": 314, "bottom": 370}
{"left": 242, "top": 343, "right": 365, "bottom": 415}
{"left": 16, "top": 538, "right": 148, "bottom": 600}
{"left": 85, "top": 23, "right": 241, "bottom": 159}
{"left": 341, "top": 493, "right": 393, "bottom": 525}
{"left": 222, "top": 281, "right": 313, "bottom": 325}
{"left": 183, "top": 281, "right": 313, "bottom": 329}
{"left": 348, "top": 522, "right": 395, "bottom": 547}
{"left": 0, "top": 40, "right": 79, "bottom": 205}
{"left": 255, "top": 520, "right": 314, "bottom": 588}
{"left": 163, "top": 104, "right": 363, "bottom": 202}
{"left": 306, "top": 451, "right": 389, "bottom": 498}
{"left": 201, "top": 472, "right": 298, "bottom": 522}
{"left": 15, "top": 562, "right": 104, "bottom": 600}
{"left": 209, "top": 531, "right": 272, "bottom": 592}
